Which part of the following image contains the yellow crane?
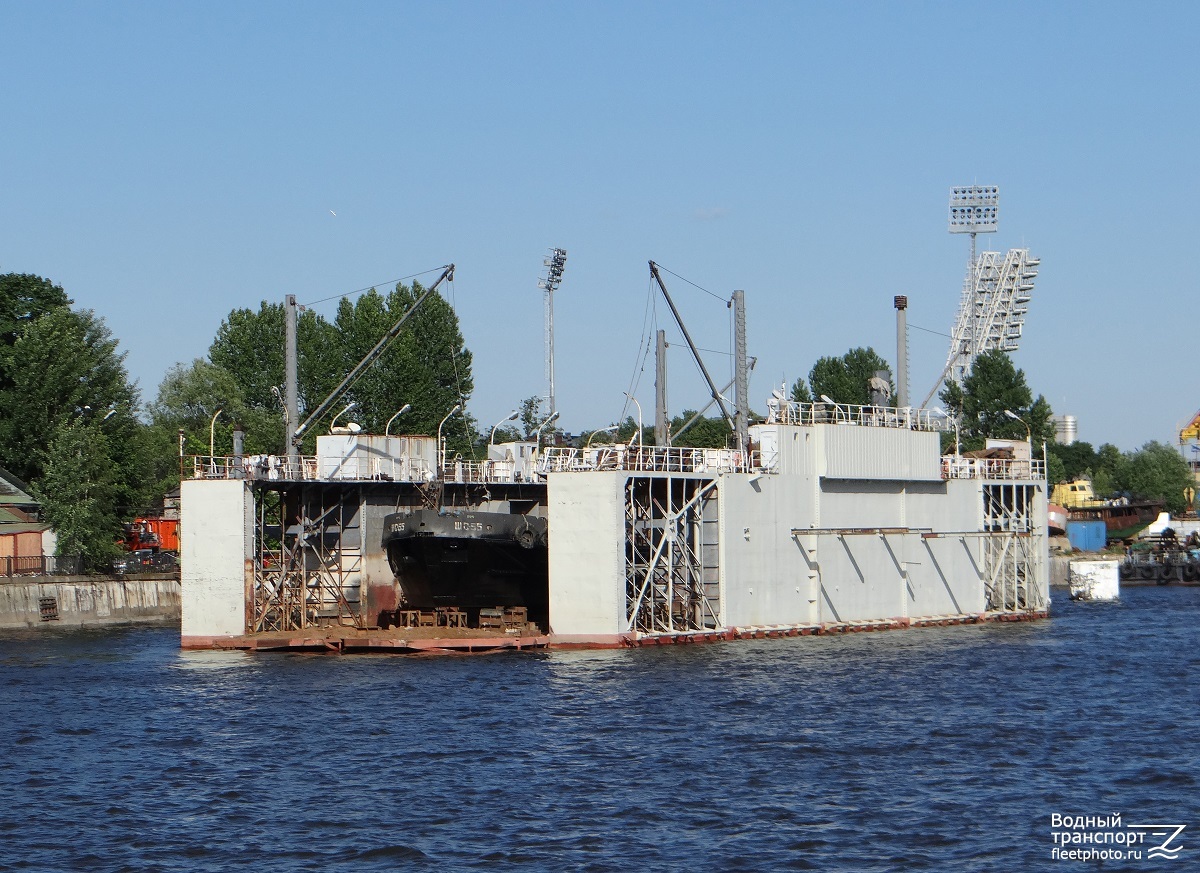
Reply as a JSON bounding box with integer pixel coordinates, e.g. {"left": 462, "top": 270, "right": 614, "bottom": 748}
{"left": 1181, "top": 409, "right": 1200, "bottom": 444}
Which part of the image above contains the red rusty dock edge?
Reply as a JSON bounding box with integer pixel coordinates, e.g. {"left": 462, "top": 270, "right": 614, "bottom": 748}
{"left": 182, "top": 610, "right": 1049, "bottom": 654}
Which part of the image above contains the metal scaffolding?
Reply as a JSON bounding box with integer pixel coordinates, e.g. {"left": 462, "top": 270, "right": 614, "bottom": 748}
{"left": 252, "top": 483, "right": 364, "bottom": 633}
{"left": 981, "top": 482, "right": 1046, "bottom": 612}
{"left": 624, "top": 474, "right": 721, "bottom": 633}
{"left": 945, "top": 248, "right": 1039, "bottom": 386}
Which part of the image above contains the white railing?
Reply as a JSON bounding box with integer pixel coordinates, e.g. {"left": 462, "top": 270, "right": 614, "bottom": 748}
{"left": 766, "top": 401, "right": 951, "bottom": 432}
{"left": 538, "top": 444, "right": 754, "bottom": 475}
{"left": 192, "top": 455, "right": 316, "bottom": 481}
{"left": 941, "top": 456, "right": 1045, "bottom": 481}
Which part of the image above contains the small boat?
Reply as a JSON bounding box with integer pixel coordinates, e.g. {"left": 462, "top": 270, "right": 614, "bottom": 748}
{"left": 1050, "top": 478, "right": 1163, "bottom": 542}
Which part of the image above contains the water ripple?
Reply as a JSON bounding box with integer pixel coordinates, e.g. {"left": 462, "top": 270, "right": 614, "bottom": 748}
{"left": 1, "top": 587, "right": 1198, "bottom": 870}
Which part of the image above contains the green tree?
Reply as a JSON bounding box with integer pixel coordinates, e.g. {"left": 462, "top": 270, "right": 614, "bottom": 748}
{"left": 670, "top": 410, "right": 730, "bottom": 448}
{"left": 805, "top": 347, "right": 892, "bottom": 406}
{"left": 0, "top": 307, "right": 144, "bottom": 505}
{"left": 209, "top": 301, "right": 342, "bottom": 424}
{"left": 940, "top": 350, "right": 1053, "bottom": 452}
{"left": 789, "top": 378, "right": 812, "bottom": 403}
{"left": 1091, "top": 444, "right": 1121, "bottom": 495}
{"left": 1113, "top": 441, "right": 1193, "bottom": 514}
{"left": 517, "top": 395, "right": 545, "bottom": 439}
{"left": 1046, "top": 440, "right": 1098, "bottom": 484}
{"left": 0, "top": 273, "right": 71, "bottom": 386}
{"left": 330, "top": 282, "right": 475, "bottom": 442}
{"left": 146, "top": 358, "right": 282, "bottom": 481}
{"left": 615, "top": 415, "right": 652, "bottom": 446}
{"left": 32, "top": 419, "right": 122, "bottom": 572}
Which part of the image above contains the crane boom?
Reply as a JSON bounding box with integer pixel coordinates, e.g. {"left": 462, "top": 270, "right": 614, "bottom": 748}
{"left": 648, "top": 261, "right": 736, "bottom": 432}
{"left": 293, "top": 264, "right": 455, "bottom": 445}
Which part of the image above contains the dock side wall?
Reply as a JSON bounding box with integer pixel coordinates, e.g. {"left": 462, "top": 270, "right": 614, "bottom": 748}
{"left": 0, "top": 575, "right": 180, "bottom": 629}
{"left": 721, "top": 472, "right": 989, "bottom": 627}
{"left": 547, "top": 472, "right": 626, "bottom": 640}
{"left": 181, "top": 479, "right": 253, "bottom": 643}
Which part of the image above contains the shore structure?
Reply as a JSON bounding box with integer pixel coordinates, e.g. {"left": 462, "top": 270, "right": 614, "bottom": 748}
{"left": 180, "top": 398, "right": 1049, "bottom": 653}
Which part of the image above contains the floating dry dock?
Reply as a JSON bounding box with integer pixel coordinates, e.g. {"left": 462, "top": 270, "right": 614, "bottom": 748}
{"left": 181, "top": 401, "right": 1049, "bottom": 652}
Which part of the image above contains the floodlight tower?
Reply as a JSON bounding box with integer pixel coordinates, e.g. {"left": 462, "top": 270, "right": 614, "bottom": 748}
{"left": 538, "top": 248, "right": 567, "bottom": 417}
{"left": 923, "top": 186, "right": 1039, "bottom": 405}
{"left": 921, "top": 185, "right": 1005, "bottom": 407}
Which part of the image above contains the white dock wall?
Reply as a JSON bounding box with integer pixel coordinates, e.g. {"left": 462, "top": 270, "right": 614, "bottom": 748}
{"left": 181, "top": 479, "right": 253, "bottom": 642}
{"left": 721, "top": 472, "right": 988, "bottom": 627}
{"left": 719, "top": 474, "right": 820, "bottom": 628}
{"left": 548, "top": 473, "right": 626, "bottom": 640}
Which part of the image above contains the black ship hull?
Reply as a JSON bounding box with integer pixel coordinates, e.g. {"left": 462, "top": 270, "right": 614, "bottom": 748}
{"left": 382, "top": 509, "right": 549, "bottom": 626}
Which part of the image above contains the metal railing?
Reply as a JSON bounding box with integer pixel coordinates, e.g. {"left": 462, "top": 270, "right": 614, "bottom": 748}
{"left": 941, "top": 456, "right": 1045, "bottom": 481}
{"left": 0, "top": 554, "right": 82, "bottom": 577}
{"left": 538, "top": 444, "right": 754, "bottom": 475}
{"left": 766, "top": 401, "right": 951, "bottom": 432}
{"left": 190, "top": 443, "right": 758, "bottom": 484}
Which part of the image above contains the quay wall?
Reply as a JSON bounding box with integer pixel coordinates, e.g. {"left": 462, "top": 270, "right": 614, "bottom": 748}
{"left": 0, "top": 575, "right": 180, "bottom": 629}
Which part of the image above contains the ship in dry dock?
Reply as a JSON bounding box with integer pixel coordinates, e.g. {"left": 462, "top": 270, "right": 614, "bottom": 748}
{"left": 178, "top": 264, "right": 1050, "bottom": 654}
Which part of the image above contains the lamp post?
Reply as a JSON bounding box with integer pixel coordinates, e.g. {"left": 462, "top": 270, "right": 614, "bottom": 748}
{"left": 586, "top": 424, "right": 619, "bottom": 449}
{"left": 209, "top": 408, "right": 223, "bottom": 475}
{"left": 489, "top": 410, "right": 519, "bottom": 448}
{"left": 934, "top": 407, "right": 961, "bottom": 457}
{"left": 330, "top": 401, "right": 357, "bottom": 433}
{"left": 437, "top": 403, "right": 462, "bottom": 476}
{"left": 385, "top": 404, "right": 412, "bottom": 437}
{"left": 623, "top": 392, "right": 643, "bottom": 447}
{"left": 1004, "top": 409, "right": 1031, "bottom": 443}
{"left": 533, "top": 411, "right": 560, "bottom": 449}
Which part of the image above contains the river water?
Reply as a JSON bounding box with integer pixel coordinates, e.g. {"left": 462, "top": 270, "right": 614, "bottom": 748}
{"left": 1, "top": 586, "right": 1197, "bottom": 872}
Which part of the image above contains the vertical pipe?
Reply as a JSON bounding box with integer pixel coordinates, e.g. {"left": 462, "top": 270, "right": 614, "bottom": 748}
{"left": 285, "top": 294, "right": 299, "bottom": 466}
{"left": 894, "top": 295, "right": 909, "bottom": 408}
{"left": 655, "top": 330, "right": 668, "bottom": 446}
{"left": 732, "top": 290, "right": 749, "bottom": 451}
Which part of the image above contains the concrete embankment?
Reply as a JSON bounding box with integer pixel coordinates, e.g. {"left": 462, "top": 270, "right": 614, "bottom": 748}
{"left": 0, "top": 574, "right": 180, "bottom": 629}
{"left": 1050, "top": 555, "right": 1070, "bottom": 588}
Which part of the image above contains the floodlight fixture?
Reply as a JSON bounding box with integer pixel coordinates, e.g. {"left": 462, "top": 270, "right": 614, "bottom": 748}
{"left": 948, "top": 185, "right": 999, "bottom": 235}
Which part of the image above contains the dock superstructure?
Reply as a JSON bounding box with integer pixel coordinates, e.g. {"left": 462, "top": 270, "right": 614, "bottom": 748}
{"left": 180, "top": 398, "right": 1049, "bottom": 652}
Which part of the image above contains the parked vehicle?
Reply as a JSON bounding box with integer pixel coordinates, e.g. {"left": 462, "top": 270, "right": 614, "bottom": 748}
{"left": 113, "top": 549, "right": 178, "bottom": 575}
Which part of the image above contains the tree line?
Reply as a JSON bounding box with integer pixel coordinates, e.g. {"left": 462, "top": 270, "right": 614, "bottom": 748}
{"left": 1, "top": 270, "right": 1193, "bottom": 569}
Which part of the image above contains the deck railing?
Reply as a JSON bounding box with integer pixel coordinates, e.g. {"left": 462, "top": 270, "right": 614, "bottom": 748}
{"left": 189, "top": 445, "right": 1043, "bottom": 484}
{"left": 941, "top": 456, "right": 1045, "bottom": 481}
{"left": 767, "top": 401, "right": 951, "bottom": 432}
{"left": 537, "top": 444, "right": 754, "bottom": 475}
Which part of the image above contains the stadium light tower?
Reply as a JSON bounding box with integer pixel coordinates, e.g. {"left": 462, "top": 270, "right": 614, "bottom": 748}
{"left": 538, "top": 248, "right": 568, "bottom": 417}
{"left": 922, "top": 185, "right": 1027, "bottom": 408}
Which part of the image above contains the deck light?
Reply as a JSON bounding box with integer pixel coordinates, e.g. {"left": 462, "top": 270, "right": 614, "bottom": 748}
{"left": 385, "top": 404, "right": 412, "bottom": 437}
{"left": 489, "top": 410, "right": 519, "bottom": 447}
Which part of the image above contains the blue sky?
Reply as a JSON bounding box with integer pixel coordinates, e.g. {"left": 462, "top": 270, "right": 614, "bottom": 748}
{"left": 2, "top": 1, "right": 1196, "bottom": 450}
